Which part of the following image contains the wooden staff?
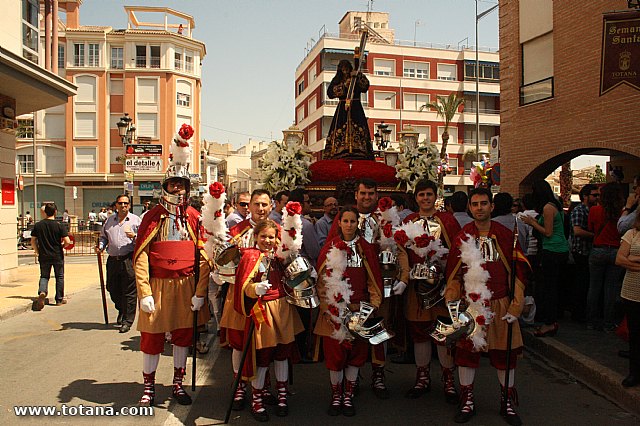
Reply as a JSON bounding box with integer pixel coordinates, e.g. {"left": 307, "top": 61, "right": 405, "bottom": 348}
{"left": 224, "top": 318, "right": 256, "bottom": 424}
{"left": 95, "top": 238, "right": 109, "bottom": 325}
{"left": 503, "top": 219, "right": 519, "bottom": 403}
{"left": 192, "top": 220, "right": 201, "bottom": 392}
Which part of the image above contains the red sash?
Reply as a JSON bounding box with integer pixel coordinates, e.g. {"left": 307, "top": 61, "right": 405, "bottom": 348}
{"left": 149, "top": 240, "right": 195, "bottom": 278}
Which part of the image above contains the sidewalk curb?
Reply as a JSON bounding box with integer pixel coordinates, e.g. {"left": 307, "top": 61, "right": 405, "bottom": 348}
{"left": 523, "top": 329, "right": 640, "bottom": 416}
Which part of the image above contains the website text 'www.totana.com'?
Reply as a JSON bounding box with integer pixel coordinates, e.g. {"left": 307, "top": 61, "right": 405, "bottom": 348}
{"left": 14, "top": 404, "right": 154, "bottom": 417}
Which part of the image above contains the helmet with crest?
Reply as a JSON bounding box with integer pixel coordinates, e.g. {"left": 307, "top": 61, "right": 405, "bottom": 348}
{"left": 161, "top": 123, "right": 194, "bottom": 214}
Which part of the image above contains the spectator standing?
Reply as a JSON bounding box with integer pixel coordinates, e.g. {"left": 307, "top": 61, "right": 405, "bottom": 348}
{"left": 391, "top": 194, "right": 413, "bottom": 222}
{"left": 615, "top": 212, "right": 640, "bottom": 388}
{"left": 31, "top": 203, "right": 71, "bottom": 310}
{"left": 96, "top": 194, "right": 141, "bottom": 333}
{"left": 268, "top": 190, "right": 290, "bottom": 225}
{"left": 569, "top": 184, "right": 598, "bottom": 322}
{"left": 492, "top": 192, "right": 529, "bottom": 255}
{"left": 98, "top": 207, "right": 108, "bottom": 223}
{"left": 450, "top": 191, "right": 473, "bottom": 228}
{"left": 586, "top": 182, "right": 625, "bottom": 332}
{"left": 287, "top": 188, "right": 321, "bottom": 361}
{"left": 618, "top": 175, "right": 640, "bottom": 235}
{"left": 25, "top": 211, "right": 33, "bottom": 225}
{"left": 315, "top": 196, "right": 338, "bottom": 247}
{"left": 520, "top": 180, "right": 569, "bottom": 337}
{"left": 62, "top": 209, "right": 70, "bottom": 223}
{"left": 226, "top": 191, "right": 250, "bottom": 228}
{"left": 88, "top": 209, "right": 97, "bottom": 227}
{"left": 288, "top": 188, "right": 320, "bottom": 264}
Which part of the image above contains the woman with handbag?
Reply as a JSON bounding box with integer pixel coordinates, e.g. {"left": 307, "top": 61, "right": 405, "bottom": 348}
{"left": 615, "top": 211, "right": 640, "bottom": 387}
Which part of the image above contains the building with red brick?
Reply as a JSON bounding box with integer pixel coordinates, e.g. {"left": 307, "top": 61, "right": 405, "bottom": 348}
{"left": 498, "top": 0, "right": 640, "bottom": 195}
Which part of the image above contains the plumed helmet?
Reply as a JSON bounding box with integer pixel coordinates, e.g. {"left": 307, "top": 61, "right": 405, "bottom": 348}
{"left": 161, "top": 124, "right": 194, "bottom": 213}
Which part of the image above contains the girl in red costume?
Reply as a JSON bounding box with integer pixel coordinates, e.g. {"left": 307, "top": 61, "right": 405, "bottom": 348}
{"left": 313, "top": 206, "right": 383, "bottom": 417}
{"left": 234, "top": 219, "right": 303, "bottom": 422}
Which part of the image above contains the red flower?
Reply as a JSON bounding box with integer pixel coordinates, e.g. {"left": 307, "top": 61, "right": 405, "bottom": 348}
{"left": 178, "top": 123, "right": 194, "bottom": 140}
{"left": 414, "top": 234, "right": 434, "bottom": 248}
{"left": 383, "top": 222, "right": 393, "bottom": 238}
{"left": 287, "top": 228, "right": 297, "bottom": 238}
{"left": 394, "top": 230, "right": 409, "bottom": 247}
{"left": 476, "top": 315, "right": 486, "bottom": 326}
{"left": 334, "top": 293, "right": 343, "bottom": 303}
{"left": 378, "top": 197, "right": 393, "bottom": 212}
{"left": 208, "top": 182, "right": 225, "bottom": 199}
{"left": 215, "top": 210, "right": 222, "bottom": 218}
{"left": 328, "top": 305, "right": 339, "bottom": 317}
{"left": 427, "top": 250, "right": 436, "bottom": 258}
{"left": 175, "top": 138, "right": 189, "bottom": 148}
{"left": 285, "top": 201, "right": 302, "bottom": 216}
{"left": 281, "top": 244, "right": 289, "bottom": 252}
{"left": 334, "top": 322, "right": 343, "bottom": 331}
{"left": 335, "top": 240, "right": 349, "bottom": 252}
{"left": 326, "top": 268, "right": 332, "bottom": 277}
{"left": 468, "top": 293, "right": 481, "bottom": 302}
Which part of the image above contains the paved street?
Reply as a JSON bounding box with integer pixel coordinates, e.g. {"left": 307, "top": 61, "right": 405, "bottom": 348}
{"left": 0, "top": 283, "right": 638, "bottom": 426}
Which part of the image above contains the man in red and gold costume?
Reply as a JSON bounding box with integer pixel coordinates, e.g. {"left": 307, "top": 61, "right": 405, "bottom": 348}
{"left": 219, "top": 188, "right": 275, "bottom": 411}
{"left": 134, "top": 124, "right": 210, "bottom": 407}
{"left": 444, "top": 187, "right": 529, "bottom": 426}
{"left": 397, "top": 179, "right": 461, "bottom": 403}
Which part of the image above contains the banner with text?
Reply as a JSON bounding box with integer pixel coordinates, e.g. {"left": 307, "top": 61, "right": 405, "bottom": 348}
{"left": 601, "top": 11, "right": 640, "bottom": 95}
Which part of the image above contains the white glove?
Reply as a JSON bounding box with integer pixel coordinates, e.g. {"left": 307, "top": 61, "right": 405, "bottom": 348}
{"left": 255, "top": 281, "right": 272, "bottom": 296}
{"left": 140, "top": 296, "right": 155, "bottom": 313}
{"left": 392, "top": 280, "right": 407, "bottom": 295}
{"left": 501, "top": 313, "right": 518, "bottom": 324}
{"left": 211, "top": 270, "right": 223, "bottom": 285}
{"left": 191, "top": 295, "right": 205, "bottom": 311}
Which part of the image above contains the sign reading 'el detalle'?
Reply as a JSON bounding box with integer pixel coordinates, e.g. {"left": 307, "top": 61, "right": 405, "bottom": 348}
{"left": 601, "top": 11, "right": 640, "bottom": 95}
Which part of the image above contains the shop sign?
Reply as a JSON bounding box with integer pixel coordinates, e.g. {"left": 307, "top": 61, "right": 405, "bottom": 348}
{"left": 125, "top": 158, "right": 163, "bottom": 172}
{"left": 2, "top": 178, "right": 15, "bottom": 205}
{"left": 125, "top": 144, "right": 163, "bottom": 156}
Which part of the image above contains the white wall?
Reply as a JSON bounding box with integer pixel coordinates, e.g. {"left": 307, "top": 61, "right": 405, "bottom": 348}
{"left": 0, "top": 1, "right": 24, "bottom": 56}
{"left": 0, "top": 132, "right": 19, "bottom": 284}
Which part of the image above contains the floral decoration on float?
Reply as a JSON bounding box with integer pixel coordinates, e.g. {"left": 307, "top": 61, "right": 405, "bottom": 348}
{"left": 394, "top": 142, "right": 439, "bottom": 193}
{"left": 309, "top": 160, "right": 398, "bottom": 184}
{"left": 261, "top": 140, "right": 312, "bottom": 193}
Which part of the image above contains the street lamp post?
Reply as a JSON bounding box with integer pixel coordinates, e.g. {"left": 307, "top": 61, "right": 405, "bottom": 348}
{"left": 374, "top": 121, "right": 391, "bottom": 151}
{"left": 117, "top": 113, "right": 136, "bottom": 199}
{"left": 475, "top": 1, "right": 499, "bottom": 161}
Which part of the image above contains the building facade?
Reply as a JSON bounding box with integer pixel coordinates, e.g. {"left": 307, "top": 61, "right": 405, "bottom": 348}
{"left": 0, "top": 0, "right": 76, "bottom": 282}
{"left": 16, "top": 3, "right": 205, "bottom": 217}
{"left": 294, "top": 11, "right": 500, "bottom": 193}
{"left": 498, "top": 0, "right": 640, "bottom": 195}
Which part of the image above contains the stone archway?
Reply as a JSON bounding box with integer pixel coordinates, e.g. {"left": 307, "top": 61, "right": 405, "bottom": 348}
{"left": 500, "top": 142, "right": 640, "bottom": 196}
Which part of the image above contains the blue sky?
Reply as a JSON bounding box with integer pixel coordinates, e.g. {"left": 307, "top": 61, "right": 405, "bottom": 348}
{"left": 77, "top": 0, "right": 605, "bottom": 170}
{"left": 78, "top": 0, "right": 499, "bottom": 146}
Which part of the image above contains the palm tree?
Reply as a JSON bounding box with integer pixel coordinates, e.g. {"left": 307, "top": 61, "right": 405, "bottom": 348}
{"left": 420, "top": 93, "right": 464, "bottom": 193}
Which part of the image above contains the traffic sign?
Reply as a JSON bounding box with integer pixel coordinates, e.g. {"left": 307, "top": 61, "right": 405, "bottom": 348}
{"left": 125, "top": 144, "right": 163, "bottom": 156}
{"left": 17, "top": 175, "right": 24, "bottom": 191}
{"left": 125, "top": 158, "right": 163, "bottom": 172}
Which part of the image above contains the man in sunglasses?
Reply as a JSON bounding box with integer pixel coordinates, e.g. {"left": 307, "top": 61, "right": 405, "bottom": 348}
{"left": 96, "top": 194, "right": 141, "bottom": 332}
{"left": 226, "top": 192, "right": 251, "bottom": 228}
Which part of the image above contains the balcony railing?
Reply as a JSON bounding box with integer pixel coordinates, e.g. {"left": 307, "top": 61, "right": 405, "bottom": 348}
{"left": 520, "top": 76, "right": 554, "bottom": 106}
{"left": 150, "top": 57, "right": 160, "bottom": 68}
{"left": 135, "top": 56, "right": 146, "bottom": 68}
{"left": 463, "top": 107, "right": 500, "bottom": 115}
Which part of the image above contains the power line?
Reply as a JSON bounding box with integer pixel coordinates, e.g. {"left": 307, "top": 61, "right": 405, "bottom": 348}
{"left": 201, "top": 123, "right": 273, "bottom": 140}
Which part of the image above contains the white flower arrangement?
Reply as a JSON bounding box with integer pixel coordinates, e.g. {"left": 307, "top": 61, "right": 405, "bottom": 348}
{"left": 458, "top": 234, "right": 493, "bottom": 351}
{"left": 395, "top": 143, "right": 439, "bottom": 193}
{"left": 261, "top": 141, "right": 312, "bottom": 193}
